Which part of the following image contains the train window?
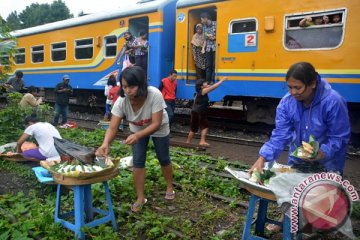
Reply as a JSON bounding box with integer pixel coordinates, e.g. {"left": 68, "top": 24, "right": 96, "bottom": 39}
{"left": 104, "top": 35, "right": 117, "bottom": 57}
{"left": 75, "top": 38, "right": 93, "bottom": 60}
{"left": 51, "top": 42, "right": 66, "bottom": 62}
{"left": 284, "top": 9, "right": 345, "bottom": 50}
{"left": 31, "top": 45, "right": 44, "bottom": 63}
{"left": 14, "top": 48, "right": 25, "bottom": 64}
{"left": 0, "top": 52, "right": 10, "bottom": 66}
{"left": 230, "top": 20, "right": 257, "bottom": 34}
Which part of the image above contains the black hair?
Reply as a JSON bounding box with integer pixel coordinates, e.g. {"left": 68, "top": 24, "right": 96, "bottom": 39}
{"left": 169, "top": 69, "right": 177, "bottom": 75}
{"left": 124, "top": 31, "right": 132, "bottom": 36}
{"left": 119, "top": 66, "right": 148, "bottom": 98}
{"left": 107, "top": 75, "right": 117, "bottom": 87}
{"left": 200, "top": 12, "right": 211, "bottom": 20}
{"left": 24, "top": 114, "right": 38, "bottom": 125}
{"left": 27, "top": 86, "right": 38, "bottom": 93}
{"left": 15, "top": 71, "right": 23, "bottom": 78}
{"left": 286, "top": 62, "right": 319, "bottom": 86}
{"left": 139, "top": 31, "right": 147, "bottom": 37}
{"left": 195, "top": 79, "right": 206, "bottom": 93}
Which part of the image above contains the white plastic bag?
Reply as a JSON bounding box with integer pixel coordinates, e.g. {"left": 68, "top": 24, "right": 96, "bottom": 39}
{"left": 122, "top": 55, "right": 133, "bottom": 71}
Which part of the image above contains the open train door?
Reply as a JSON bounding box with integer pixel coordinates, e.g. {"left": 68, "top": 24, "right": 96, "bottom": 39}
{"left": 186, "top": 7, "right": 217, "bottom": 84}
{"left": 128, "top": 17, "right": 149, "bottom": 78}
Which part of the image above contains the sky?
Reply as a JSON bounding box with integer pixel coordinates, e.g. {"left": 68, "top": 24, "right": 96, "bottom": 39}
{"left": 0, "top": 0, "right": 138, "bottom": 19}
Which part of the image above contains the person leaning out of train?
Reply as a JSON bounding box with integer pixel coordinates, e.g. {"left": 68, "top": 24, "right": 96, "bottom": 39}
{"left": 191, "top": 23, "right": 206, "bottom": 79}
{"left": 53, "top": 75, "right": 73, "bottom": 127}
{"left": 5, "top": 70, "right": 25, "bottom": 93}
{"left": 159, "top": 69, "right": 178, "bottom": 131}
{"left": 16, "top": 114, "right": 62, "bottom": 162}
{"left": 119, "top": 31, "right": 136, "bottom": 64}
{"left": 186, "top": 77, "right": 227, "bottom": 147}
{"left": 201, "top": 12, "right": 216, "bottom": 84}
{"left": 96, "top": 66, "right": 174, "bottom": 212}
{"left": 19, "top": 86, "right": 42, "bottom": 108}
{"left": 299, "top": 16, "right": 323, "bottom": 27}
{"left": 250, "top": 61, "right": 350, "bottom": 176}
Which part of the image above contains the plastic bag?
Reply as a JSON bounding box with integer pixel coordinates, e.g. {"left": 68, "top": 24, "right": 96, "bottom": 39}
{"left": 268, "top": 173, "right": 357, "bottom": 239}
{"left": 53, "top": 138, "right": 95, "bottom": 164}
{"left": 122, "top": 54, "right": 133, "bottom": 71}
{"left": 291, "top": 135, "right": 319, "bottom": 159}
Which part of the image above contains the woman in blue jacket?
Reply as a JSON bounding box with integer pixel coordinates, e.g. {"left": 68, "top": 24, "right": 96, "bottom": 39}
{"left": 250, "top": 62, "right": 350, "bottom": 175}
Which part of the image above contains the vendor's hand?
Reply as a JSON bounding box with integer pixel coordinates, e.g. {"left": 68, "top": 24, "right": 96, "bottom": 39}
{"left": 125, "top": 133, "right": 139, "bottom": 145}
{"left": 95, "top": 144, "right": 109, "bottom": 157}
{"left": 201, "top": 48, "right": 205, "bottom": 54}
{"left": 249, "top": 156, "right": 265, "bottom": 175}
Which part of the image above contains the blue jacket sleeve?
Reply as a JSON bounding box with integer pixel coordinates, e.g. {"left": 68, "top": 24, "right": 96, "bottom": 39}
{"left": 320, "top": 97, "right": 350, "bottom": 161}
{"left": 259, "top": 99, "right": 293, "bottom": 161}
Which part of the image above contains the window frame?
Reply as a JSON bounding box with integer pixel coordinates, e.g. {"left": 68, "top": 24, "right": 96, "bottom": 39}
{"left": 14, "top": 48, "right": 25, "bottom": 65}
{"left": 51, "top": 41, "right": 67, "bottom": 62}
{"left": 283, "top": 8, "right": 346, "bottom": 51}
{"left": 0, "top": 52, "right": 10, "bottom": 66}
{"left": 74, "top": 37, "right": 94, "bottom": 60}
{"left": 103, "top": 35, "right": 117, "bottom": 58}
{"left": 228, "top": 18, "right": 258, "bottom": 35}
{"left": 31, "top": 44, "right": 45, "bottom": 64}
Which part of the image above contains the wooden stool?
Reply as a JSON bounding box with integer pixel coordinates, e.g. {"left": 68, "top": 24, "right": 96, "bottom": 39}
{"left": 54, "top": 170, "right": 118, "bottom": 239}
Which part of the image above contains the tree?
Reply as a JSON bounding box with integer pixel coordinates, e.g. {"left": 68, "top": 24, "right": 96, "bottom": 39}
{"left": 0, "top": 21, "right": 16, "bottom": 81}
{"left": 6, "top": 11, "right": 22, "bottom": 31}
{"left": 18, "top": 0, "right": 73, "bottom": 29}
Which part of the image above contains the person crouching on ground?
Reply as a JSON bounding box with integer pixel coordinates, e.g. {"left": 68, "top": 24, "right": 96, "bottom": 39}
{"left": 186, "top": 77, "right": 226, "bottom": 147}
{"left": 19, "top": 86, "right": 42, "bottom": 108}
{"left": 16, "top": 114, "right": 62, "bottom": 161}
{"left": 96, "top": 66, "right": 174, "bottom": 212}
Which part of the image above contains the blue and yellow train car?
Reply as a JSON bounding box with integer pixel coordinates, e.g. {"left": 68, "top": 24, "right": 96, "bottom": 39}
{"left": 174, "top": 0, "right": 360, "bottom": 127}
{"left": 4, "top": 0, "right": 177, "bottom": 104}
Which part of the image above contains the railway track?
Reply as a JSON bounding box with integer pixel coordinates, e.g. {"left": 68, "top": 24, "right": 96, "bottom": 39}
{"left": 68, "top": 113, "right": 360, "bottom": 157}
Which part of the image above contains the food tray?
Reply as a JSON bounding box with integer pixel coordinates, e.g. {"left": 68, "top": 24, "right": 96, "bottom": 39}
{"left": 52, "top": 168, "right": 119, "bottom": 185}
{"left": 41, "top": 157, "right": 120, "bottom": 179}
{"left": 0, "top": 142, "right": 38, "bottom": 162}
{"left": 225, "top": 166, "right": 277, "bottom": 201}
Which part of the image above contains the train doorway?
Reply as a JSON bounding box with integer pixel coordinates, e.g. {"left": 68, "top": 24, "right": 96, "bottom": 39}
{"left": 129, "top": 17, "right": 149, "bottom": 78}
{"left": 187, "top": 7, "right": 216, "bottom": 84}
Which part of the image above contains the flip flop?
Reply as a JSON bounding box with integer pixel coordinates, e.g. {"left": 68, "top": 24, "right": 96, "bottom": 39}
{"left": 199, "top": 143, "right": 210, "bottom": 148}
{"left": 131, "top": 198, "right": 147, "bottom": 213}
{"left": 165, "top": 190, "right": 175, "bottom": 200}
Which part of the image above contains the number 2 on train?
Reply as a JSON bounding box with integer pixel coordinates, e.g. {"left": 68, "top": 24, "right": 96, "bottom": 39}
{"left": 245, "top": 34, "right": 256, "bottom": 47}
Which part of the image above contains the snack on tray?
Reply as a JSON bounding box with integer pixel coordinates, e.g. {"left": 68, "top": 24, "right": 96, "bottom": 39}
{"left": 42, "top": 157, "right": 119, "bottom": 179}
{"left": 249, "top": 168, "right": 275, "bottom": 185}
{"left": 291, "top": 135, "right": 319, "bottom": 159}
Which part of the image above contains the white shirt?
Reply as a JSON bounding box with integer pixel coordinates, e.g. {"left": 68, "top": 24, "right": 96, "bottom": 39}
{"left": 112, "top": 86, "right": 169, "bottom": 137}
{"left": 104, "top": 85, "right": 113, "bottom": 105}
{"left": 24, "top": 122, "right": 62, "bottom": 160}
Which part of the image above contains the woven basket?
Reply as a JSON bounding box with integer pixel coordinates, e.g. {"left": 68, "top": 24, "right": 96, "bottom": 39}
{"left": 41, "top": 157, "right": 120, "bottom": 180}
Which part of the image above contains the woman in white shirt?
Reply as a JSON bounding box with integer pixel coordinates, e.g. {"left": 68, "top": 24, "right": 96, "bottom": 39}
{"left": 96, "top": 66, "right": 174, "bottom": 212}
{"left": 16, "top": 114, "right": 61, "bottom": 161}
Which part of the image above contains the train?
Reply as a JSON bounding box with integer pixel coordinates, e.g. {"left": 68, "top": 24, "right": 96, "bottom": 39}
{"left": 1, "top": 0, "right": 360, "bottom": 132}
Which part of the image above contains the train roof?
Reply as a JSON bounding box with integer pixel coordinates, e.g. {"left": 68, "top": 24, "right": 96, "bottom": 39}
{"left": 11, "top": 0, "right": 174, "bottom": 38}
{"left": 176, "top": 0, "right": 225, "bottom": 8}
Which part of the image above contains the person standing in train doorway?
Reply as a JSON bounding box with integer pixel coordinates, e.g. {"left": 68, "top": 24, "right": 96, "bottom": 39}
{"left": 53, "top": 75, "right": 73, "bottom": 127}
{"left": 159, "top": 70, "right": 178, "bottom": 133}
{"left": 201, "top": 12, "right": 216, "bottom": 84}
{"left": 133, "top": 31, "right": 149, "bottom": 77}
